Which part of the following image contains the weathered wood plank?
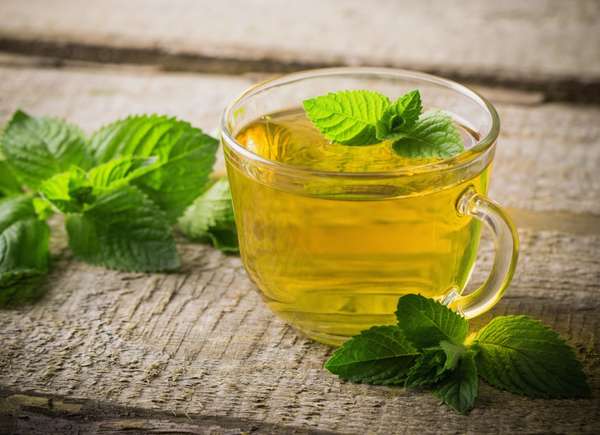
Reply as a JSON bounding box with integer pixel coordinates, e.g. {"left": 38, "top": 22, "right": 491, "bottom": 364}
{"left": 0, "top": 229, "right": 599, "bottom": 434}
{"left": 1, "top": 64, "right": 599, "bottom": 216}
{"left": 0, "top": 64, "right": 599, "bottom": 433}
{"left": 0, "top": 1, "right": 599, "bottom": 102}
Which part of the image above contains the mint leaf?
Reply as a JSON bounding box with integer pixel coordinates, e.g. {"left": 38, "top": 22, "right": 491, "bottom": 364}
{"left": 303, "top": 90, "right": 390, "bottom": 145}
{"left": 439, "top": 340, "right": 465, "bottom": 371}
{"left": 395, "top": 294, "right": 468, "bottom": 348}
{"left": 405, "top": 348, "right": 448, "bottom": 388}
{"left": 0, "top": 110, "right": 92, "bottom": 189}
{"left": 66, "top": 186, "right": 179, "bottom": 272}
{"left": 473, "top": 315, "right": 590, "bottom": 398}
{"left": 39, "top": 168, "right": 91, "bottom": 213}
{"left": 324, "top": 326, "right": 419, "bottom": 385}
{"left": 376, "top": 90, "right": 422, "bottom": 140}
{"left": 89, "top": 115, "right": 218, "bottom": 221}
{"left": 392, "top": 111, "right": 464, "bottom": 159}
{"left": 0, "top": 161, "right": 21, "bottom": 197}
{"left": 0, "top": 195, "right": 50, "bottom": 306}
{"left": 40, "top": 157, "right": 160, "bottom": 214}
{"left": 405, "top": 341, "right": 466, "bottom": 388}
{"left": 433, "top": 351, "right": 478, "bottom": 414}
{"left": 86, "top": 156, "right": 158, "bottom": 191}
{"left": 178, "top": 177, "right": 238, "bottom": 253}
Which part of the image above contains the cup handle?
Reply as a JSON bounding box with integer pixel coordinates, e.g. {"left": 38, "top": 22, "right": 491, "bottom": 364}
{"left": 447, "top": 187, "right": 519, "bottom": 318}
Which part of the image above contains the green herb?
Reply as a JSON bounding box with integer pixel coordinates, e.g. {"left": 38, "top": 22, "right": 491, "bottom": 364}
{"left": 0, "top": 109, "right": 234, "bottom": 304}
{"left": 89, "top": 115, "right": 218, "bottom": 222}
{"left": 302, "top": 90, "right": 389, "bottom": 145}
{"left": 324, "top": 326, "right": 418, "bottom": 385}
{"left": 433, "top": 350, "right": 479, "bottom": 414}
{"left": 178, "top": 177, "right": 239, "bottom": 253}
{"left": 0, "top": 195, "right": 49, "bottom": 305}
{"left": 1, "top": 110, "right": 92, "bottom": 189}
{"left": 324, "top": 294, "right": 590, "bottom": 414}
{"left": 303, "top": 90, "right": 464, "bottom": 159}
{"left": 66, "top": 186, "right": 179, "bottom": 272}
{"left": 0, "top": 161, "right": 22, "bottom": 197}
{"left": 395, "top": 293, "right": 469, "bottom": 348}
{"left": 473, "top": 315, "right": 591, "bottom": 398}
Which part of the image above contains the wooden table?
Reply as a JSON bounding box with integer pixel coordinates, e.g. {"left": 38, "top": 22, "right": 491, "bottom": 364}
{"left": 0, "top": 2, "right": 599, "bottom": 434}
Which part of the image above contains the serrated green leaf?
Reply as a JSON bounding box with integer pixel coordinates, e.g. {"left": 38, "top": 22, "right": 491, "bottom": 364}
{"left": 376, "top": 90, "right": 422, "bottom": 140}
{"left": 0, "top": 161, "right": 22, "bottom": 197}
{"left": 303, "top": 90, "right": 390, "bottom": 145}
{"left": 433, "top": 351, "right": 478, "bottom": 414}
{"left": 89, "top": 115, "right": 218, "bottom": 221}
{"left": 39, "top": 168, "right": 90, "bottom": 213}
{"left": 405, "top": 348, "right": 448, "bottom": 388}
{"left": 86, "top": 156, "right": 158, "bottom": 191}
{"left": 405, "top": 340, "right": 466, "bottom": 388}
{"left": 40, "top": 157, "right": 160, "bottom": 214}
{"left": 439, "top": 340, "right": 465, "bottom": 371}
{"left": 324, "top": 326, "right": 419, "bottom": 385}
{"left": 0, "top": 110, "right": 92, "bottom": 189}
{"left": 66, "top": 186, "right": 179, "bottom": 272}
{"left": 392, "top": 110, "right": 464, "bottom": 159}
{"left": 395, "top": 294, "right": 468, "bottom": 348}
{"left": 0, "top": 195, "right": 50, "bottom": 306}
{"left": 473, "top": 315, "right": 590, "bottom": 398}
{"left": 178, "top": 177, "right": 238, "bottom": 253}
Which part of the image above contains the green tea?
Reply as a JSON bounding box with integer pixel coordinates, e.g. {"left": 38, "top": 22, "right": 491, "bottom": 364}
{"left": 228, "top": 108, "right": 489, "bottom": 345}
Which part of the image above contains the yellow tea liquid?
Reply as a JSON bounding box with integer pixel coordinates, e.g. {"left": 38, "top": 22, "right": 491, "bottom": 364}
{"left": 228, "top": 108, "right": 489, "bottom": 344}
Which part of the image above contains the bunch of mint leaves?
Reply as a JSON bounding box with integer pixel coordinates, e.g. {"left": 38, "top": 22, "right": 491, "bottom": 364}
{"left": 303, "top": 89, "right": 464, "bottom": 158}
{"left": 325, "top": 294, "right": 590, "bottom": 414}
{"left": 0, "top": 110, "right": 237, "bottom": 306}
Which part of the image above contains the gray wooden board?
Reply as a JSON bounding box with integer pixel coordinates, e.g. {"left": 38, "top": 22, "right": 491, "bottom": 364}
{"left": 0, "top": 64, "right": 599, "bottom": 434}
{"left": 0, "top": 230, "right": 599, "bottom": 434}
{"left": 0, "top": 1, "right": 599, "bottom": 101}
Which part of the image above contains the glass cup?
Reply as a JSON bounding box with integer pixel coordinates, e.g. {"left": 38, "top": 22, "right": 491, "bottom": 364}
{"left": 221, "top": 68, "right": 518, "bottom": 346}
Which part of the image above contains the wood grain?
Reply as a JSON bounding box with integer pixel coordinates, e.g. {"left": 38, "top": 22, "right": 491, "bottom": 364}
{"left": 0, "top": 229, "right": 598, "bottom": 434}
{"left": 0, "top": 1, "right": 599, "bottom": 102}
{"left": 0, "top": 64, "right": 599, "bottom": 434}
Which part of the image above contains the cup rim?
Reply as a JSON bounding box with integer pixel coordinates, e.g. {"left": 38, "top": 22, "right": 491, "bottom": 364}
{"left": 220, "top": 67, "right": 500, "bottom": 179}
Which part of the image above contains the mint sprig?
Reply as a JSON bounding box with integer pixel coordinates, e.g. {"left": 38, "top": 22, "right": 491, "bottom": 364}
{"left": 303, "top": 90, "right": 464, "bottom": 159}
{"left": 0, "top": 110, "right": 238, "bottom": 304}
{"left": 0, "top": 195, "right": 50, "bottom": 305}
{"left": 324, "top": 294, "right": 590, "bottom": 414}
{"left": 178, "top": 177, "right": 239, "bottom": 253}
{"left": 324, "top": 326, "right": 418, "bottom": 385}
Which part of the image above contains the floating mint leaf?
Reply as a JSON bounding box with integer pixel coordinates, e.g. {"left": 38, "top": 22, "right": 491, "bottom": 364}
{"left": 376, "top": 90, "right": 422, "bottom": 140}
{"left": 395, "top": 294, "right": 468, "bottom": 348}
{"left": 303, "top": 90, "right": 390, "bottom": 145}
{"left": 392, "top": 110, "right": 464, "bottom": 159}
{"left": 324, "top": 326, "right": 419, "bottom": 385}
{"left": 473, "top": 315, "right": 590, "bottom": 398}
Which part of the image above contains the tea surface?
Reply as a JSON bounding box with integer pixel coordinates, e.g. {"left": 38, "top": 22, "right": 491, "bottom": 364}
{"left": 236, "top": 108, "right": 478, "bottom": 172}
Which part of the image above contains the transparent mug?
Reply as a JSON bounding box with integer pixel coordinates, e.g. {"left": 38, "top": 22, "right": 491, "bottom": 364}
{"left": 221, "top": 68, "right": 518, "bottom": 345}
